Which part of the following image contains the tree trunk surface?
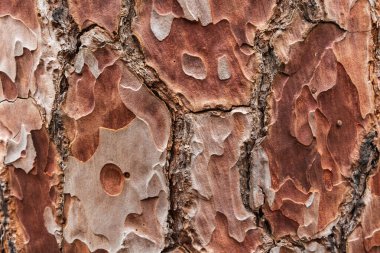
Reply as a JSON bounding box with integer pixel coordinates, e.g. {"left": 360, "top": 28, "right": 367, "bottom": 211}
{"left": 0, "top": 0, "right": 379, "bottom": 252}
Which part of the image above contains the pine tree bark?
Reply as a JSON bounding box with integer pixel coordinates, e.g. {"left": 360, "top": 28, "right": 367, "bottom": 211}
{"left": 0, "top": 0, "right": 379, "bottom": 252}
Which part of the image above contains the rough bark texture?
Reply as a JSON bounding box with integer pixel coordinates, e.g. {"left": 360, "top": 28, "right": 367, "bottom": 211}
{"left": 0, "top": 0, "right": 379, "bottom": 252}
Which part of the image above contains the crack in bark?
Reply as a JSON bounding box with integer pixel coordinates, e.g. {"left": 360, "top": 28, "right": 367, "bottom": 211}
{"left": 243, "top": 1, "right": 293, "bottom": 250}
{"left": 47, "top": 1, "right": 82, "bottom": 251}
{"left": 162, "top": 116, "right": 198, "bottom": 253}
{"left": 330, "top": 131, "right": 379, "bottom": 253}
{"left": 0, "top": 178, "right": 16, "bottom": 253}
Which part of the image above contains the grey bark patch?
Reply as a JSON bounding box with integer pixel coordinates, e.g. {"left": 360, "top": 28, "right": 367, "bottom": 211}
{"left": 181, "top": 53, "right": 207, "bottom": 80}
{"left": 150, "top": 9, "right": 174, "bottom": 41}
{"left": 217, "top": 55, "right": 231, "bottom": 80}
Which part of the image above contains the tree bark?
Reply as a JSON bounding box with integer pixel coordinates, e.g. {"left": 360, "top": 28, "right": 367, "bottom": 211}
{"left": 0, "top": 0, "right": 379, "bottom": 252}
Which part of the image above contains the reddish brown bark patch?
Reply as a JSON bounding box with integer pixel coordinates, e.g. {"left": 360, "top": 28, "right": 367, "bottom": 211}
{"left": 100, "top": 163, "right": 124, "bottom": 196}
{"left": 133, "top": 0, "right": 254, "bottom": 111}
{"left": 64, "top": 61, "right": 135, "bottom": 162}
{"left": 263, "top": 23, "right": 365, "bottom": 238}
{"left": 9, "top": 128, "right": 60, "bottom": 253}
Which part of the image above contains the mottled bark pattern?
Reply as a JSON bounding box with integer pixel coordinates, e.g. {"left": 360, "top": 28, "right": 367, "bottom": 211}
{"left": 0, "top": 0, "right": 379, "bottom": 253}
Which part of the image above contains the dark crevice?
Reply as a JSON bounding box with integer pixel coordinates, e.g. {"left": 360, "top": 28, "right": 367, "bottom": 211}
{"left": 48, "top": 75, "right": 70, "bottom": 160}
{"left": 297, "top": 0, "right": 324, "bottom": 23}
{"left": 190, "top": 105, "right": 251, "bottom": 115}
{"left": 47, "top": 1, "right": 81, "bottom": 252}
{"left": 238, "top": 140, "right": 255, "bottom": 213}
{"left": 163, "top": 116, "right": 183, "bottom": 252}
{"left": 0, "top": 179, "right": 16, "bottom": 253}
{"left": 245, "top": 1, "right": 288, "bottom": 250}
{"left": 331, "top": 131, "right": 379, "bottom": 252}
{"left": 161, "top": 116, "right": 199, "bottom": 253}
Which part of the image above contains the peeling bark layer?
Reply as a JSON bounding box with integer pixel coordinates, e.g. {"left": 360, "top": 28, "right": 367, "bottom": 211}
{"left": 0, "top": 0, "right": 379, "bottom": 253}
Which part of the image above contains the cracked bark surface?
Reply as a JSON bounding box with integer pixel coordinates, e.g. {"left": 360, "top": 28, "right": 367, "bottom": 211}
{"left": 0, "top": 0, "right": 379, "bottom": 252}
